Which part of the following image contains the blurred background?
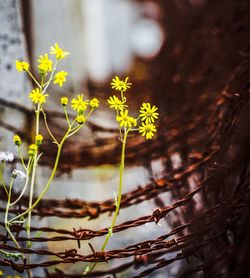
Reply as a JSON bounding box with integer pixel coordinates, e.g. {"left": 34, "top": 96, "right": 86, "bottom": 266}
{"left": 0, "top": 0, "right": 249, "bottom": 277}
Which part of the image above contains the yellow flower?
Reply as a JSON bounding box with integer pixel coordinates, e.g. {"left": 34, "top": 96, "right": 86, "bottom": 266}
{"left": 29, "top": 88, "right": 48, "bottom": 105}
{"left": 13, "top": 135, "right": 21, "bottom": 146}
{"left": 16, "top": 60, "right": 29, "bottom": 71}
{"left": 76, "top": 115, "right": 86, "bottom": 124}
{"left": 107, "top": 95, "right": 127, "bottom": 110}
{"left": 54, "top": 71, "right": 68, "bottom": 87}
{"left": 139, "top": 103, "right": 159, "bottom": 124}
{"left": 35, "top": 134, "right": 43, "bottom": 145}
{"left": 61, "top": 97, "right": 68, "bottom": 106}
{"left": 90, "top": 98, "right": 99, "bottom": 108}
{"left": 38, "top": 54, "right": 53, "bottom": 73}
{"left": 28, "top": 144, "right": 38, "bottom": 156}
{"left": 71, "top": 95, "right": 88, "bottom": 112}
{"left": 139, "top": 122, "right": 157, "bottom": 139}
{"left": 50, "top": 43, "right": 70, "bottom": 60}
{"left": 111, "top": 76, "right": 132, "bottom": 92}
{"left": 116, "top": 109, "right": 135, "bottom": 128}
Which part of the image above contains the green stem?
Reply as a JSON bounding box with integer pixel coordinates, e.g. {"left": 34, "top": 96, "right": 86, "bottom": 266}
{"left": 41, "top": 108, "right": 59, "bottom": 145}
{"left": 18, "top": 146, "right": 27, "bottom": 171}
{"left": 64, "top": 106, "right": 70, "bottom": 127}
{"left": 4, "top": 178, "right": 24, "bottom": 259}
{"left": 27, "top": 104, "right": 40, "bottom": 247}
{"left": 9, "top": 131, "right": 69, "bottom": 224}
{"left": 27, "top": 70, "right": 41, "bottom": 88}
{"left": 88, "top": 129, "right": 128, "bottom": 273}
{"left": 10, "top": 158, "right": 32, "bottom": 206}
{"left": 67, "top": 110, "right": 93, "bottom": 138}
{"left": 0, "top": 161, "right": 8, "bottom": 196}
{"left": 41, "top": 61, "right": 58, "bottom": 94}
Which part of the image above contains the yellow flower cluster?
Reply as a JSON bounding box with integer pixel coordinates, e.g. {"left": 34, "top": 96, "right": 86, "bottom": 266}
{"left": 60, "top": 94, "right": 99, "bottom": 125}
{"left": 108, "top": 76, "right": 159, "bottom": 140}
{"left": 108, "top": 76, "right": 136, "bottom": 129}
{"left": 116, "top": 110, "right": 137, "bottom": 128}
{"left": 138, "top": 103, "right": 159, "bottom": 139}
{"left": 16, "top": 43, "right": 70, "bottom": 108}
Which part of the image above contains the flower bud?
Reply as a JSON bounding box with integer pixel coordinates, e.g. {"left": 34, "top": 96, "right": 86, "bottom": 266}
{"left": 13, "top": 135, "right": 21, "bottom": 146}
{"left": 61, "top": 97, "right": 68, "bottom": 106}
{"left": 90, "top": 98, "right": 99, "bottom": 109}
{"left": 28, "top": 144, "right": 37, "bottom": 156}
{"left": 76, "top": 115, "right": 86, "bottom": 124}
{"left": 35, "top": 134, "right": 43, "bottom": 145}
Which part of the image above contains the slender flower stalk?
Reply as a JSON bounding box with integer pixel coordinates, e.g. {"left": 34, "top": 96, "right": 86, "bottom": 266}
{"left": 10, "top": 158, "right": 32, "bottom": 206}
{"left": 10, "top": 119, "right": 77, "bottom": 224}
{"left": 0, "top": 162, "right": 8, "bottom": 196}
{"left": 6, "top": 44, "right": 99, "bottom": 278}
{"left": 85, "top": 76, "right": 159, "bottom": 275}
{"left": 4, "top": 177, "right": 24, "bottom": 260}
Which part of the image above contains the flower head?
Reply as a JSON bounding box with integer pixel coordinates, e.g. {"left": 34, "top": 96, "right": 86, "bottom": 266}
{"left": 16, "top": 60, "right": 29, "bottom": 72}
{"left": 139, "top": 122, "right": 157, "bottom": 139}
{"left": 50, "top": 43, "right": 70, "bottom": 60}
{"left": 13, "top": 135, "right": 21, "bottom": 146}
{"left": 61, "top": 97, "right": 68, "bottom": 106}
{"left": 71, "top": 95, "right": 88, "bottom": 113}
{"left": 12, "top": 169, "right": 26, "bottom": 180}
{"left": 28, "top": 144, "right": 37, "bottom": 156}
{"left": 111, "top": 76, "right": 132, "bottom": 92}
{"left": 107, "top": 95, "right": 127, "bottom": 111}
{"left": 0, "top": 152, "right": 14, "bottom": 162}
{"left": 90, "top": 98, "right": 99, "bottom": 109}
{"left": 76, "top": 115, "right": 86, "bottom": 124}
{"left": 35, "top": 134, "right": 43, "bottom": 145}
{"left": 116, "top": 110, "right": 135, "bottom": 128}
{"left": 29, "top": 88, "right": 48, "bottom": 105}
{"left": 38, "top": 54, "right": 53, "bottom": 73}
{"left": 139, "top": 103, "right": 159, "bottom": 124}
{"left": 54, "top": 71, "right": 68, "bottom": 87}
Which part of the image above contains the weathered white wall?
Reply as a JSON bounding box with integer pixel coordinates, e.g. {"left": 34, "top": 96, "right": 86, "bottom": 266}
{"left": 31, "top": 0, "right": 137, "bottom": 84}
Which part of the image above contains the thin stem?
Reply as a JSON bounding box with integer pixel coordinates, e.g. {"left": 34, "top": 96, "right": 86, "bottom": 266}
{"left": 116, "top": 110, "right": 123, "bottom": 140}
{"left": 66, "top": 124, "right": 82, "bottom": 138}
{"left": 18, "top": 146, "right": 27, "bottom": 171}
{"left": 67, "top": 110, "right": 93, "bottom": 138}
{"left": 64, "top": 106, "right": 70, "bottom": 127}
{"left": 10, "top": 158, "right": 32, "bottom": 206}
{"left": 27, "top": 70, "right": 41, "bottom": 88}
{"left": 27, "top": 104, "right": 41, "bottom": 247}
{"left": 0, "top": 161, "right": 8, "bottom": 196}
{"left": 88, "top": 129, "right": 128, "bottom": 273}
{"left": 41, "top": 108, "right": 59, "bottom": 145}
{"left": 4, "top": 177, "right": 24, "bottom": 259}
{"left": 9, "top": 130, "right": 69, "bottom": 224}
{"left": 41, "top": 61, "right": 58, "bottom": 94}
